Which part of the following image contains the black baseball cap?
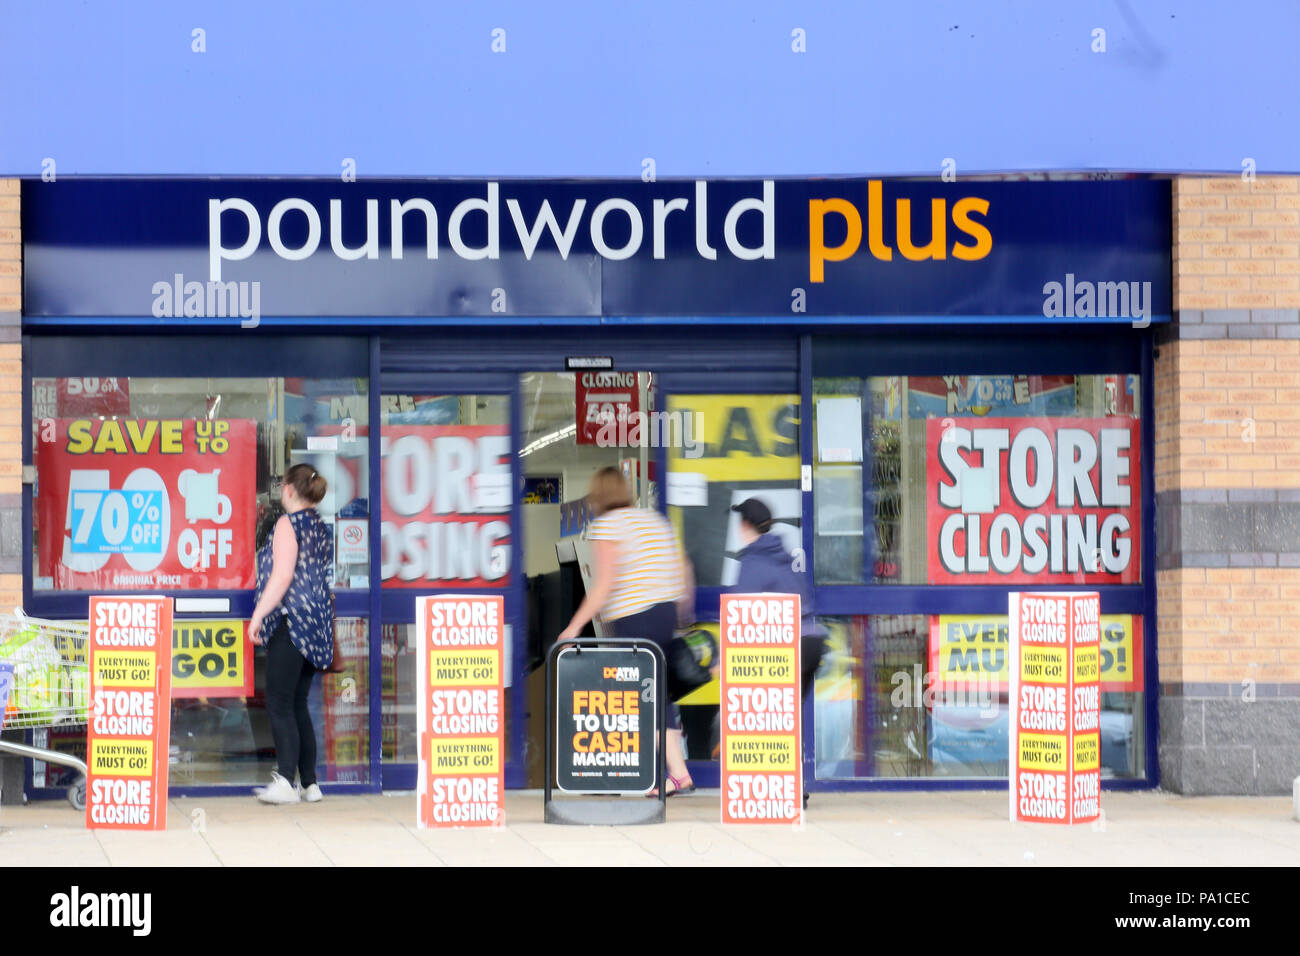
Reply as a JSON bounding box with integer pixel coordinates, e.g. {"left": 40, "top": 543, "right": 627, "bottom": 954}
{"left": 732, "top": 497, "right": 773, "bottom": 530}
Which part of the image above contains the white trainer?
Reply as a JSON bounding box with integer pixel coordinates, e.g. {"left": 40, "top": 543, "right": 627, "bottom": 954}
{"left": 256, "top": 771, "right": 301, "bottom": 805}
{"left": 301, "top": 783, "right": 323, "bottom": 803}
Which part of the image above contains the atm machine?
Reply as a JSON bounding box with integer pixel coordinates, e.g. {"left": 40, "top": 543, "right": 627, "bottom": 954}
{"left": 553, "top": 535, "right": 603, "bottom": 637}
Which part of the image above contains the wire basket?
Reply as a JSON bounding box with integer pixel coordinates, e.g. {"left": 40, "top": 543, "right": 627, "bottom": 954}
{"left": 0, "top": 610, "right": 91, "bottom": 730}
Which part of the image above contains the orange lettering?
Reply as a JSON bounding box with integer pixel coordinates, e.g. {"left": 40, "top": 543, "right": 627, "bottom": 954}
{"left": 808, "top": 198, "right": 862, "bottom": 282}
{"left": 951, "top": 197, "right": 992, "bottom": 260}
{"left": 896, "top": 198, "right": 946, "bottom": 261}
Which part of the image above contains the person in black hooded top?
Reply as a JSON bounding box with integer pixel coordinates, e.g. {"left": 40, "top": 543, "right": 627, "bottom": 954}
{"left": 730, "top": 497, "right": 827, "bottom": 711}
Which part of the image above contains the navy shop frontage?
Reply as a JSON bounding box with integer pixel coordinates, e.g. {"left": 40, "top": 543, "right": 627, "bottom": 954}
{"left": 16, "top": 176, "right": 1169, "bottom": 797}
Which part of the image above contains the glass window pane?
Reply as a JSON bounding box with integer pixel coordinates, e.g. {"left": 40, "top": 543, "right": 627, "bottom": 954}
{"left": 319, "top": 618, "right": 371, "bottom": 782}
{"left": 811, "top": 379, "right": 865, "bottom": 585}
{"left": 813, "top": 374, "right": 1143, "bottom": 586}
{"left": 381, "top": 619, "right": 518, "bottom": 769}
{"left": 380, "top": 393, "right": 512, "bottom": 769}
{"left": 32, "top": 617, "right": 372, "bottom": 787}
{"left": 666, "top": 394, "right": 802, "bottom": 588}
{"left": 379, "top": 394, "right": 510, "bottom": 589}
{"left": 32, "top": 375, "right": 370, "bottom": 592}
{"left": 382, "top": 623, "right": 418, "bottom": 764}
{"left": 812, "top": 613, "right": 1146, "bottom": 780}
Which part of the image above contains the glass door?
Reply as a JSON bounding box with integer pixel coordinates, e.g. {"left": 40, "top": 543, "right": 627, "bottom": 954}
{"left": 378, "top": 386, "right": 519, "bottom": 788}
{"left": 516, "top": 370, "right": 656, "bottom": 785}
{"left": 661, "top": 390, "right": 804, "bottom": 783}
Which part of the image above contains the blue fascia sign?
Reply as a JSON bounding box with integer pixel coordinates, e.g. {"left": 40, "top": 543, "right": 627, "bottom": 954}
{"left": 21, "top": 178, "right": 1171, "bottom": 325}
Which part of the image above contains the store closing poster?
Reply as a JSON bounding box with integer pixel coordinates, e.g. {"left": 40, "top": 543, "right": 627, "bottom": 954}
{"left": 417, "top": 595, "right": 505, "bottom": 828}
{"left": 35, "top": 418, "right": 257, "bottom": 590}
{"left": 381, "top": 426, "right": 511, "bottom": 587}
{"left": 720, "top": 593, "right": 802, "bottom": 825}
{"left": 86, "top": 596, "right": 173, "bottom": 831}
{"left": 927, "top": 417, "right": 1140, "bottom": 585}
{"left": 1008, "top": 592, "right": 1101, "bottom": 825}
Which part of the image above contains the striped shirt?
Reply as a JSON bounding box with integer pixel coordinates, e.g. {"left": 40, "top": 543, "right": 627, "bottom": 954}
{"left": 588, "top": 507, "right": 686, "bottom": 622}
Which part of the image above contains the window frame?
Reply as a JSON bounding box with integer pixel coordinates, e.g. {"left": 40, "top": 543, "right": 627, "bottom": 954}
{"left": 803, "top": 326, "right": 1157, "bottom": 789}
{"left": 21, "top": 332, "right": 382, "bottom": 796}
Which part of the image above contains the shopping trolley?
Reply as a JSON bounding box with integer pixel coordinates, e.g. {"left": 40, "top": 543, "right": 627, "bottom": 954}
{"left": 0, "top": 610, "right": 90, "bottom": 810}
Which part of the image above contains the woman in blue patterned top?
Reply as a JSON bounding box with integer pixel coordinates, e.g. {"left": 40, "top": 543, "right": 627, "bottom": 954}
{"left": 249, "top": 464, "right": 335, "bottom": 805}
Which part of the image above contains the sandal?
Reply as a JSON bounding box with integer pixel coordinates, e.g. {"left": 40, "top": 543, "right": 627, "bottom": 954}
{"left": 666, "top": 773, "right": 696, "bottom": 797}
{"left": 648, "top": 773, "right": 696, "bottom": 798}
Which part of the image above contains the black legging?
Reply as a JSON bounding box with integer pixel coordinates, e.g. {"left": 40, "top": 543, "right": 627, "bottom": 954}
{"left": 266, "top": 619, "right": 318, "bottom": 786}
{"left": 802, "top": 635, "right": 826, "bottom": 701}
{"left": 608, "top": 601, "right": 682, "bottom": 731}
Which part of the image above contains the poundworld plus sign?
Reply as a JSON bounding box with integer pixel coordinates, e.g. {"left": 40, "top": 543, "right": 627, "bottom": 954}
{"left": 22, "top": 178, "right": 1169, "bottom": 322}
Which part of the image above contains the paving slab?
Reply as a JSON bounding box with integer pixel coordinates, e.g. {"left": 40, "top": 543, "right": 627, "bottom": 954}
{"left": 1, "top": 790, "right": 1297, "bottom": 866}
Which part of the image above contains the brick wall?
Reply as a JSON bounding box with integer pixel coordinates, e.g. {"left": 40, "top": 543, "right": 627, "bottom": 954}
{"left": 0, "top": 178, "right": 22, "bottom": 805}
{"left": 1157, "top": 175, "right": 1300, "bottom": 794}
{"left": 0, "top": 179, "right": 20, "bottom": 613}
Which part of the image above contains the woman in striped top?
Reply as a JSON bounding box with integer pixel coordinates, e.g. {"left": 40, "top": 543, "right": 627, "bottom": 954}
{"left": 558, "top": 467, "right": 696, "bottom": 795}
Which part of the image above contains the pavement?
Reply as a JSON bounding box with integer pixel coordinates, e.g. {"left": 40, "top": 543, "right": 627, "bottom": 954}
{"left": 2, "top": 790, "right": 1298, "bottom": 866}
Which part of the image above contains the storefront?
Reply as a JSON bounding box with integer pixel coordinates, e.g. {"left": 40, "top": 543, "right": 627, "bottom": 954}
{"left": 14, "top": 175, "right": 1169, "bottom": 796}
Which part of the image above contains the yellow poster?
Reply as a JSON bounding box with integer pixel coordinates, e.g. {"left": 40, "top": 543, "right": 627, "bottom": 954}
{"left": 1020, "top": 646, "right": 1068, "bottom": 684}
{"left": 1018, "top": 732, "right": 1066, "bottom": 771}
{"left": 172, "top": 619, "right": 252, "bottom": 698}
{"left": 90, "top": 739, "right": 154, "bottom": 777}
{"left": 429, "top": 737, "right": 500, "bottom": 776}
{"left": 1074, "top": 733, "right": 1100, "bottom": 772}
{"left": 929, "top": 614, "right": 1142, "bottom": 691}
{"left": 725, "top": 648, "right": 797, "bottom": 685}
{"left": 667, "top": 394, "right": 800, "bottom": 481}
{"left": 430, "top": 650, "right": 499, "bottom": 687}
{"left": 725, "top": 735, "right": 797, "bottom": 772}
{"left": 94, "top": 652, "right": 157, "bottom": 688}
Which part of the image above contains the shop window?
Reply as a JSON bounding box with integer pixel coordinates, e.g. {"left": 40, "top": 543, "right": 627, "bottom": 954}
{"left": 30, "top": 375, "right": 370, "bottom": 592}
{"left": 812, "top": 374, "right": 1142, "bottom": 586}
{"left": 379, "top": 393, "right": 512, "bottom": 768}
{"left": 813, "top": 613, "right": 1146, "bottom": 781}
{"left": 380, "top": 620, "right": 514, "bottom": 766}
{"left": 665, "top": 393, "right": 802, "bottom": 588}
{"left": 31, "top": 617, "right": 371, "bottom": 788}
{"left": 379, "top": 394, "right": 510, "bottom": 590}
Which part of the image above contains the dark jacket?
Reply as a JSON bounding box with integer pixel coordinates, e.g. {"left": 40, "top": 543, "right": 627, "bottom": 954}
{"left": 732, "top": 533, "right": 822, "bottom": 638}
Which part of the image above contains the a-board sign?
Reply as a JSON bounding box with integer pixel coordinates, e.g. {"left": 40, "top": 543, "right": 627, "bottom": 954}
{"left": 554, "top": 644, "right": 657, "bottom": 794}
{"left": 719, "top": 593, "right": 803, "bottom": 825}
{"left": 86, "top": 596, "right": 173, "bottom": 830}
{"left": 1008, "top": 591, "right": 1101, "bottom": 825}
{"left": 416, "top": 594, "right": 505, "bottom": 828}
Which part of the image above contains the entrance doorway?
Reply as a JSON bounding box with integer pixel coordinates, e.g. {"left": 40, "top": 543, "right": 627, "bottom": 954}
{"left": 516, "top": 370, "right": 656, "bottom": 783}
{"left": 373, "top": 333, "right": 803, "bottom": 792}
